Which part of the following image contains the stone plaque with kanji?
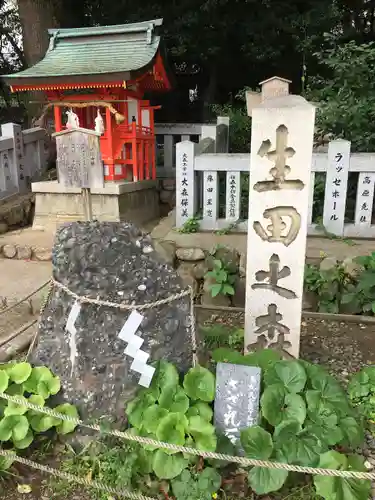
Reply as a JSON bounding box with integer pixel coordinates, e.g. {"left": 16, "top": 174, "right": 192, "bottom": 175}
{"left": 214, "top": 362, "right": 261, "bottom": 446}
{"left": 54, "top": 128, "right": 104, "bottom": 189}
{"left": 244, "top": 93, "right": 316, "bottom": 358}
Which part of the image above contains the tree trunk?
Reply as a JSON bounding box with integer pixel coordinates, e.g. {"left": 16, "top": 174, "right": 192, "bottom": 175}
{"left": 17, "top": 0, "right": 62, "bottom": 67}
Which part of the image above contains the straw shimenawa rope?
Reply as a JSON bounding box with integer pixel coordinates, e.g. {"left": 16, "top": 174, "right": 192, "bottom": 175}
{"left": 0, "top": 393, "right": 374, "bottom": 482}
{"left": 33, "top": 101, "right": 125, "bottom": 128}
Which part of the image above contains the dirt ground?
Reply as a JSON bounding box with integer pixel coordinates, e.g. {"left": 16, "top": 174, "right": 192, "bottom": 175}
{"left": 0, "top": 315, "right": 374, "bottom": 500}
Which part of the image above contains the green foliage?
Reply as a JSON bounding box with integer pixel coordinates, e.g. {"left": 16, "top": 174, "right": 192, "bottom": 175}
{"left": 200, "top": 324, "right": 244, "bottom": 352}
{"left": 0, "top": 362, "right": 78, "bottom": 452}
{"left": 212, "top": 94, "right": 251, "bottom": 153}
{"left": 348, "top": 365, "right": 375, "bottom": 433}
{"left": 205, "top": 259, "right": 236, "bottom": 297}
{"left": 171, "top": 468, "right": 221, "bottom": 500}
{"left": 125, "top": 361, "right": 219, "bottom": 490}
{"left": 238, "top": 357, "right": 368, "bottom": 499}
{"left": 342, "top": 253, "right": 375, "bottom": 315}
{"left": 304, "top": 262, "right": 353, "bottom": 313}
{"left": 308, "top": 39, "right": 375, "bottom": 152}
{"left": 177, "top": 216, "right": 200, "bottom": 234}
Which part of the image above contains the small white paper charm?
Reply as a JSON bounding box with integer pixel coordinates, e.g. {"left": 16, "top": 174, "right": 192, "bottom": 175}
{"left": 66, "top": 300, "right": 81, "bottom": 376}
{"left": 117, "top": 310, "right": 155, "bottom": 388}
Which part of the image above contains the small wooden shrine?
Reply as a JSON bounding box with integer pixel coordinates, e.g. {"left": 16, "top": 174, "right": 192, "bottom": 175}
{"left": 3, "top": 19, "right": 172, "bottom": 182}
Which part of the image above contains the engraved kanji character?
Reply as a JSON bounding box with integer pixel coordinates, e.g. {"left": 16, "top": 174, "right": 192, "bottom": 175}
{"left": 181, "top": 209, "right": 188, "bottom": 217}
{"left": 360, "top": 215, "right": 367, "bottom": 223}
{"left": 336, "top": 165, "right": 343, "bottom": 173}
{"left": 254, "top": 304, "right": 290, "bottom": 341}
{"left": 332, "top": 190, "right": 340, "bottom": 198}
{"left": 182, "top": 178, "right": 188, "bottom": 186}
{"left": 207, "top": 209, "right": 212, "bottom": 217}
{"left": 181, "top": 188, "right": 188, "bottom": 196}
{"left": 253, "top": 206, "right": 301, "bottom": 247}
{"left": 361, "top": 202, "right": 369, "bottom": 211}
{"left": 254, "top": 125, "right": 304, "bottom": 192}
{"left": 181, "top": 199, "right": 188, "bottom": 207}
{"left": 207, "top": 187, "right": 213, "bottom": 193}
{"left": 182, "top": 153, "right": 188, "bottom": 161}
{"left": 251, "top": 254, "right": 297, "bottom": 299}
{"left": 364, "top": 176, "right": 371, "bottom": 184}
{"left": 362, "top": 190, "right": 370, "bottom": 197}
{"left": 330, "top": 214, "right": 338, "bottom": 221}
{"left": 207, "top": 198, "right": 212, "bottom": 206}
{"left": 207, "top": 175, "right": 214, "bottom": 182}
{"left": 268, "top": 333, "right": 294, "bottom": 359}
{"left": 333, "top": 178, "right": 341, "bottom": 186}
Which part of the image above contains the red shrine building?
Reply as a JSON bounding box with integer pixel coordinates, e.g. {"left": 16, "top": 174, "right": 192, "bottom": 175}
{"left": 3, "top": 19, "right": 172, "bottom": 182}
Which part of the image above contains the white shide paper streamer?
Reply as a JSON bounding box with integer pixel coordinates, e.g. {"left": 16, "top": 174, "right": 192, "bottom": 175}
{"left": 118, "top": 310, "right": 155, "bottom": 387}
{"left": 65, "top": 300, "right": 82, "bottom": 376}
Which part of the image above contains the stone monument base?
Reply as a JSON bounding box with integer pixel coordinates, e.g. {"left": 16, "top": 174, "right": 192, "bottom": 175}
{"left": 31, "top": 180, "right": 160, "bottom": 230}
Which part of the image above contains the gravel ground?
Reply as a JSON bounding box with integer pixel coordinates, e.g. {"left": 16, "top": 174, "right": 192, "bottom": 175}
{"left": 1, "top": 315, "right": 375, "bottom": 499}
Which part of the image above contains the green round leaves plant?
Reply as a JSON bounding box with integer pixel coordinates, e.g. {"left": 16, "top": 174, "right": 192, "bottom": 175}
{"left": 183, "top": 366, "right": 215, "bottom": 402}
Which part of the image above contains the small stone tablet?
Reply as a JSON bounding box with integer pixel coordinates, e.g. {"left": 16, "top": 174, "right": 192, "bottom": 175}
{"left": 214, "top": 362, "right": 261, "bottom": 446}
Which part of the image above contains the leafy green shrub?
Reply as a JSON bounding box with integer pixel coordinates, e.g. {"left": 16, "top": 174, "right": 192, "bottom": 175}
{"left": 304, "top": 263, "right": 353, "bottom": 313}
{"left": 205, "top": 259, "right": 236, "bottom": 297}
{"left": 0, "top": 362, "right": 78, "bottom": 451}
{"left": 240, "top": 359, "right": 369, "bottom": 499}
{"left": 342, "top": 253, "right": 375, "bottom": 315}
{"left": 178, "top": 216, "right": 200, "bottom": 234}
{"left": 125, "top": 361, "right": 222, "bottom": 500}
{"left": 348, "top": 365, "right": 375, "bottom": 434}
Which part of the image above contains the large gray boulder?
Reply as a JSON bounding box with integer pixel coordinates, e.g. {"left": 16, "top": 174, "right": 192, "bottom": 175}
{"left": 32, "top": 221, "right": 192, "bottom": 421}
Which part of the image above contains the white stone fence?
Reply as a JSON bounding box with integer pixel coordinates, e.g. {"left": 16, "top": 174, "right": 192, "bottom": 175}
{"left": 175, "top": 138, "right": 375, "bottom": 238}
{"left": 0, "top": 122, "right": 47, "bottom": 201}
{"left": 155, "top": 117, "right": 229, "bottom": 178}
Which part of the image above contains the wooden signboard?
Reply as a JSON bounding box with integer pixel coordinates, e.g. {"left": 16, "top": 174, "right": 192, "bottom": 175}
{"left": 53, "top": 127, "right": 104, "bottom": 220}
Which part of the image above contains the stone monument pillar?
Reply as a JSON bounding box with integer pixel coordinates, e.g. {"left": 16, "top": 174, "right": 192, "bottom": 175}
{"left": 244, "top": 77, "right": 316, "bottom": 358}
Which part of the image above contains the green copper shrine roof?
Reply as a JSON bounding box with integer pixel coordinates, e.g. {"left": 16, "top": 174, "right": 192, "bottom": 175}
{"left": 3, "top": 19, "right": 164, "bottom": 85}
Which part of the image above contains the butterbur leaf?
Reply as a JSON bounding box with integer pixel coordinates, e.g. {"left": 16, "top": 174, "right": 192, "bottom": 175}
{"left": 276, "top": 428, "right": 321, "bottom": 467}
{"left": 142, "top": 405, "right": 169, "bottom": 434}
{"left": 126, "top": 392, "right": 155, "bottom": 428}
{"left": 211, "top": 348, "right": 244, "bottom": 364}
{"left": 193, "top": 432, "right": 217, "bottom": 452}
{"left": 314, "top": 451, "right": 371, "bottom": 500}
{"left": 197, "top": 467, "right": 221, "bottom": 493}
{"left": 0, "top": 370, "right": 9, "bottom": 393}
{"left": 0, "top": 415, "right": 29, "bottom": 442}
{"left": 261, "top": 385, "right": 306, "bottom": 427}
{"left": 172, "top": 470, "right": 192, "bottom": 498}
{"left": 153, "top": 361, "right": 179, "bottom": 392}
{"left": 54, "top": 403, "right": 79, "bottom": 434}
{"left": 243, "top": 349, "right": 282, "bottom": 371}
{"left": 30, "top": 415, "right": 59, "bottom": 432}
{"left": 152, "top": 450, "right": 187, "bottom": 479}
{"left": 4, "top": 396, "right": 28, "bottom": 416}
{"left": 248, "top": 467, "right": 288, "bottom": 495}
{"left": 188, "top": 415, "right": 215, "bottom": 437}
{"left": 23, "top": 366, "right": 60, "bottom": 398}
{"left": 187, "top": 402, "right": 213, "bottom": 422}
{"left": 159, "top": 386, "right": 189, "bottom": 414}
{"left": 264, "top": 360, "right": 307, "bottom": 393}
{"left": 7, "top": 363, "right": 32, "bottom": 385}
{"left": 240, "top": 426, "right": 273, "bottom": 459}
{"left": 156, "top": 413, "right": 187, "bottom": 451}
{"left": 0, "top": 455, "right": 14, "bottom": 471}
{"left": 339, "top": 416, "right": 364, "bottom": 449}
{"left": 183, "top": 366, "right": 215, "bottom": 402}
{"left": 13, "top": 429, "right": 34, "bottom": 449}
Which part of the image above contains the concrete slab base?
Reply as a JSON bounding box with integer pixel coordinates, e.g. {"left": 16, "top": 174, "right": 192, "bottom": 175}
{"left": 31, "top": 179, "right": 160, "bottom": 231}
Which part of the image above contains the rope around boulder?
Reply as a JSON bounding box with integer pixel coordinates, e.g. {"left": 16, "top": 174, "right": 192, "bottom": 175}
{"left": 52, "top": 277, "right": 191, "bottom": 311}
{"left": 1, "top": 393, "right": 374, "bottom": 481}
{"left": 0, "top": 450, "right": 155, "bottom": 500}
